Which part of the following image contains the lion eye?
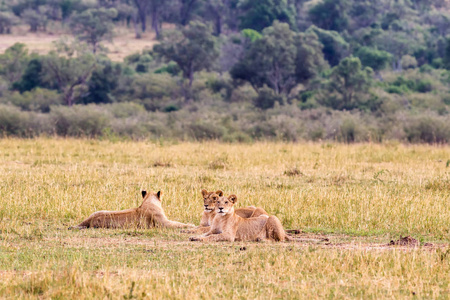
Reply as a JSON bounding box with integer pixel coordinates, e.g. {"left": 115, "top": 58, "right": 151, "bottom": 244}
{"left": 225, "top": 201, "right": 228, "bottom": 204}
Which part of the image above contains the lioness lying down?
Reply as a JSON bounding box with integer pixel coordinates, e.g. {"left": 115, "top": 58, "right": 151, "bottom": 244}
{"left": 183, "top": 189, "right": 268, "bottom": 234}
{"left": 70, "top": 190, "right": 194, "bottom": 229}
{"left": 190, "top": 193, "right": 292, "bottom": 242}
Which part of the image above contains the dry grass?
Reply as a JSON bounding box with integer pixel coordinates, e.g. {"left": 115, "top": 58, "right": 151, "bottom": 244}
{"left": 0, "top": 25, "right": 159, "bottom": 61}
{"left": 1, "top": 139, "right": 450, "bottom": 298}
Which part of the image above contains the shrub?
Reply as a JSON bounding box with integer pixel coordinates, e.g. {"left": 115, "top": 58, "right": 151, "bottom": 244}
{"left": 0, "top": 105, "right": 51, "bottom": 137}
{"left": 222, "top": 131, "right": 253, "bottom": 143}
{"left": 229, "top": 85, "right": 257, "bottom": 103}
{"left": 340, "top": 119, "right": 357, "bottom": 143}
{"left": 130, "top": 73, "right": 179, "bottom": 104}
{"left": 415, "top": 79, "right": 433, "bottom": 93}
{"left": 401, "top": 55, "right": 417, "bottom": 69}
{"left": 186, "top": 122, "right": 225, "bottom": 140}
{"left": 404, "top": 116, "right": 450, "bottom": 144}
{"left": 154, "top": 62, "right": 180, "bottom": 76}
{"left": 50, "top": 105, "right": 110, "bottom": 137}
{"left": 6, "top": 89, "right": 62, "bottom": 112}
{"left": 105, "top": 102, "right": 145, "bottom": 118}
{"left": 0, "top": 105, "right": 30, "bottom": 136}
{"left": 253, "top": 87, "right": 283, "bottom": 110}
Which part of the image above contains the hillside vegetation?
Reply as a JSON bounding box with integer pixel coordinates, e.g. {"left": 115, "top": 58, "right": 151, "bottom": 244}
{"left": 0, "top": 0, "right": 450, "bottom": 142}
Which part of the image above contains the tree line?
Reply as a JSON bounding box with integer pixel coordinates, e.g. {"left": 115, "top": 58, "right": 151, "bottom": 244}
{"left": 0, "top": 0, "right": 449, "bottom": 143}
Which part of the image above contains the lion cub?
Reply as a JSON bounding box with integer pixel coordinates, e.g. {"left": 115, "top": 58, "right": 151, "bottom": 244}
{"left": 189, "top": 193, "right": 291, "bottom": 242}
{"left": 70, "top": 190, "right": 195, "bottom": 229}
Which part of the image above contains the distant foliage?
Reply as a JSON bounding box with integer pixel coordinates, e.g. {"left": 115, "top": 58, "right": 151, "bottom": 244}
{"left": 0, "top": 11, "right": 19, "bottom": 34}
{"left": 238, "top": 0, "right": 295, "bottom": 32}
{"left": 70, "top": 8, "right": 117, "bottom": 53}
{"left": 319, "top": 56, "right": 373, "bottom": 110}
{"left": 308, "top": 0, "right": 349, "bottom": 32}
{"left": 0, "top": 0, "right": 449, "bottom": 143}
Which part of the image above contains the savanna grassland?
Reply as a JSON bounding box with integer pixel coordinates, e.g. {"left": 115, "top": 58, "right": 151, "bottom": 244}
{"left": 0, "top": 139, "right": 449, "bottom": 299}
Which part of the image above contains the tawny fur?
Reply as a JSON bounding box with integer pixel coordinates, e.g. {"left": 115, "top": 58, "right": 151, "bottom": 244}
{"left": 183, "top": 189, "right": 268, "bottom": 234}
{"left": 70, "top": 190, "right": 194, "bottom": 229}
{"left": 189, "top": 194, "right": 292, "bottom": 242}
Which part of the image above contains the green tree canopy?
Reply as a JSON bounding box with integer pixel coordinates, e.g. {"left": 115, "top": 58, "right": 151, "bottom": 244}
{"left": 444, "top": 38, "right": 450, "bottom": 70}
{"left": 42, "top": 42, "right": 96, "bottom": 106}
{"left": 308, "top": 0, "right": 349, "bottom": 32}
{"left": 70, "top": 8, "right": 118, "bottom": 53}
{"left": 231, "top": 21, "right": 327, "bottom": 96}
{"left": 0, "top": 43, "right": 29, "bottom": 85}
{"left": 306, "top": 25, "right": 349, "bottom": 66}
{"left": 319, "top": 56, "right": 373, "bottom": 110}
{"left": 0, "top": 11, "right": 20, "bottom": 34}
{"left": 153, "top": 21, "right": 218, "bottom": 99}
{"left": 355, "top": 46, "right": 392, "bottom": 72}
{"left": 238, "top": 0, "right": 295, "bottom": 32}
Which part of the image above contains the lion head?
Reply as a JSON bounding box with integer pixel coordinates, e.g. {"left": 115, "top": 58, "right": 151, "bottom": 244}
{"left": 201, "top": 189, "right": 223, "bottom": 212}
{"left": 215, "top": 194, "right": 237, "bottom": 215}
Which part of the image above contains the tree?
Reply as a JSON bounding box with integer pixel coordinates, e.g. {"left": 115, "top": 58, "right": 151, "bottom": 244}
{"left": 153, "top": 21, "right": 218, "bottom": 100}
{"left": 231, "top": 22, "right": 296, "bottom": 95}
{"left": 231, "top": 21, "right": 327, "bottom": 96}
{"left": 0, "top": 11, "right": 20, "bottom": 34}
{"left": 133, "top": 0, "right": 150, "bottom": 33}
{"left": 149, "top": 0, "right": 164, "bottom": 38}
{"left": 22, "top": 7, "right": 48, "bottom": 32}
{"left": 355, "top": 46, "right": 392, "bottom": 74}
{"left": 0, "top": 43, "right": 29, "bottom": 85}
{"left": 12, "top": 58, "right": 46, "bottom": 92}
{"left": 306, "top": 25, "right": 349, "bottom": 66}
{"left": 308, "top": 0, "right": 349, "bottom": 32}
{"left": 348, "top": 0, "right": 382, "bottom": 30}
{"left": 70, "top": 8, "right": 118, "bottom": 53}
{"left": 374, "top": 30, "right": 420, "bottom": 71}
{"left": 443, "top": 38, "right": 450, "bottom": 69}
{"left": 179, "top": 0, "right": 200, "bottom": 26}
{"left": 295, "top": 31, "right": 328, "bottom": 84}
{"left": 238, "top": 0, "right": 295, "bottom": 32}
{"left": 205, "top": 0, "right": 227, "bottom": 35}
{"left": 42, "top": 42, "right": 96, "bottom": 106}
{"left": 319, "top": 56, "right": 373, "bottom": 110}
{"left": 84, "top": 59, "right": 123, "bottom": 104}
{"left": 60, "top": 0, "right": 81, "bottom": 21}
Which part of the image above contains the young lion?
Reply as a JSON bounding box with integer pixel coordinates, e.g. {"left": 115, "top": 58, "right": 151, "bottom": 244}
{"left": 70, "top": 190, "right": 195, "bottom": 229}
{"left": 184, "top": 189, "right": 268, "bottom": 234}
{"left": 189, "top": 193, "right": 292, "bottom": 242}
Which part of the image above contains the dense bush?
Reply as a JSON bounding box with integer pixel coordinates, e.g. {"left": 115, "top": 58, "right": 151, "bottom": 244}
{"left": 50, "top": 105, "right": 110, "bottom": 137}
{"left": 4, "top": 88, "right": 62, "bottom": 112}
{"left": 0, "top": 0, "right": 449, "bottom": 143}
{"left": 404, "top": 115, "right": 450, "bottom": 144}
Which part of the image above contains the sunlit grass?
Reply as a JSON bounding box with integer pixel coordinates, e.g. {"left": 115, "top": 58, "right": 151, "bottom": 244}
{"left": 0, "top": 138, "right": 449, "bottom": 298}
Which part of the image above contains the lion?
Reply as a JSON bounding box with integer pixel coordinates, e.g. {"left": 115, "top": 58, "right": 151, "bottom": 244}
{"left": 189, "top": 193, "right": 292, "bottom": 242}
{"left": 70, "top": 190, "right": 195, "bottom": 229}
{"left": 182, "top": 189, "right": 268, "bottom": 234}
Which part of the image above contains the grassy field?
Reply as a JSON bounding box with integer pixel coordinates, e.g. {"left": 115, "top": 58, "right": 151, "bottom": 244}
{"left": 0, "top": 139, "right": 449, "bottom": 298}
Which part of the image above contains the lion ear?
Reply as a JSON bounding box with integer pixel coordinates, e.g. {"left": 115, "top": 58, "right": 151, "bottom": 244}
{"left": 156, "top": 191, "right": 162, "bottom": 200}
{"left": 215, "top": 190, "right": 224, "bottom": 197}
{"left": 228, "top": 195, "right": 237, "bottom": 203}
{"left": 141, "top": 191, "right": 147, "bottom": 198}
{"left": 201, "top": 189, "right": 208, "bottom": 197}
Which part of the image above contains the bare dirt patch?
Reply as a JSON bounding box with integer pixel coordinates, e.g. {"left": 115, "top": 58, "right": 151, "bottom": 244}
{"left": 388, "top": 235, "right": 434, "bottom": 247}
{"left": 287, "top": 233, "right": 444, "bottom": 251}
{"left": 51, "top": 232, "right": 448, "bottom": 251}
